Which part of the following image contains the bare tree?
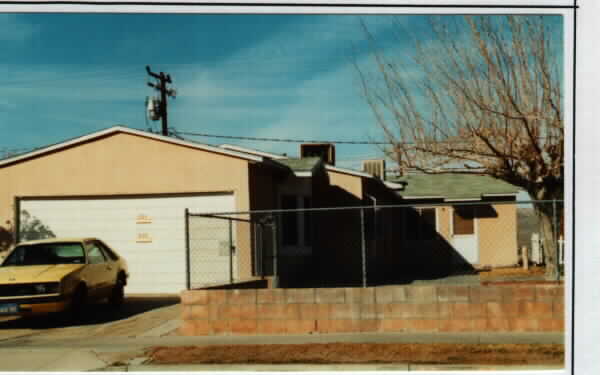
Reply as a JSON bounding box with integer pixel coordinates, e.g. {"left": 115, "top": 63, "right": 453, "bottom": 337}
{"left": 356, "top": 15, "right": 563, "bottom": 278}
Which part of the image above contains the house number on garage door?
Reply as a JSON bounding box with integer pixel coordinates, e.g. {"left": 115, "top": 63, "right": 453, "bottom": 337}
{"left": 136, "top": 214, "right": 153, "bottom": 224}
{"left": 136, "top": 214, "right": 153, "bottom": 243}
{"left": 136, "top": 233, "right": 153, "bottom": 243}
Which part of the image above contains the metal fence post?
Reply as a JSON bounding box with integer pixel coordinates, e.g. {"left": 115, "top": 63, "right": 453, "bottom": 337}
{"left": 553, "top": 199, "right": 560, "bottom": 281}
{"left": 184, "top": 208, "right": 191, "bottom": 290}
{"left": 252, "top": 222, "right": 258, "bottom": 277}
{"left": 229, "top": 218, "right": 234, "bottom": 284}
{"left": 252, "top": 223, "right": 264, "bottom": 277}
{"left": 273, "top": 216, "right": 279, "bottom": 288}
{"left": 360, "top": 208, "right": 367, "bottom": 288}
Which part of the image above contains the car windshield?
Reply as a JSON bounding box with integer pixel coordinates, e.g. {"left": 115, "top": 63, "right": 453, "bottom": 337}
{"left": 1, "top": 243, "right": 86, "bottom": 266}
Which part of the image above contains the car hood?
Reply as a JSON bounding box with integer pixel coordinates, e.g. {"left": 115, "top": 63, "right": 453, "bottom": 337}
{"left": 0, "top": 264, "right": 85, "bottom": 284}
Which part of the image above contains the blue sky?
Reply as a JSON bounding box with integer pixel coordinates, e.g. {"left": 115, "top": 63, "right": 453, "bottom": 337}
{"left": 0, "top": 12, "right": 562, "bottom": 170}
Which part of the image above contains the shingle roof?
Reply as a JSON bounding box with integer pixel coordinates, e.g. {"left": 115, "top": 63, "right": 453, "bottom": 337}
{"left": 276, "top": 157, "right": 322, "bottom": 172}
{"left": 388, "top": 173, "right": 521, "bottom": 200}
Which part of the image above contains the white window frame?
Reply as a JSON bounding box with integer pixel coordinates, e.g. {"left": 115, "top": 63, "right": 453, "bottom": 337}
{"left": 449, "top": 205, "right": 479, "bottom": 239}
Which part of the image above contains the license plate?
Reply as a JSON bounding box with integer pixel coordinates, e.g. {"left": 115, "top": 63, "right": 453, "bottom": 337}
{"left": 0, "top": 303, "right": 19, "bottom": 315}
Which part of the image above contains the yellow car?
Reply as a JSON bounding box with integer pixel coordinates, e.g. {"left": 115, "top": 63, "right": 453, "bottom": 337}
{"left": 0, "top": 238, "right": 128, "bottom": 318}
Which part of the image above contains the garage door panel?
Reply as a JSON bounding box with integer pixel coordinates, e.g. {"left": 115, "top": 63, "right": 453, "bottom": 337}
{"left": 20, "top": 194, "right": 235, "bottom": 294}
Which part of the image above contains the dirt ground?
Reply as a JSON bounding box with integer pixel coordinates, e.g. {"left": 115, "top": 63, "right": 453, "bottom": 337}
{"left": 146, "top": 343, "right": 564, "bottom": 365}
{"left": 478, "top": 266, "right": 547, "bottom": 282}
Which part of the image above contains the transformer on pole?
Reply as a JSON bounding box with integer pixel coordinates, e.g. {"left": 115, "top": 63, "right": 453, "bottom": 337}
{"left": 146, "top": 65, "right": 176, "bottom": 136}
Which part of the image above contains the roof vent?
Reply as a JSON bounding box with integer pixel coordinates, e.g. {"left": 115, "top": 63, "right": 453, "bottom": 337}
{"left": 362, "top": 159, "right": 386, "bottom": 180}
{"left": 300, "top": 143, "right": 335, "bottom": 165}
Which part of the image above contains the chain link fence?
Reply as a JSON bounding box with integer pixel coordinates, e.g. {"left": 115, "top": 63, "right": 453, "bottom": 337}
{"left": 185, "top": 200, "right": 564, "bottom": 289}
{"left": 185, "top": 211, "right": 277, "bottom": 289}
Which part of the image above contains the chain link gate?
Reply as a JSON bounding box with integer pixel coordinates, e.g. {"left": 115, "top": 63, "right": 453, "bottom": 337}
{"left": 184, "top": 210, "right": 277, "bottom": 289}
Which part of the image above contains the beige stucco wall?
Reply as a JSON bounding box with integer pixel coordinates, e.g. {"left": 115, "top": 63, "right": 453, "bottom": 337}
{"left": 326, "top": 169, "right": 363, "bottom": 200}
{"left": 0, "top": 132, "right": 255, "bottom": 255}
{"left": 478, "top": 203, "right": 518, "bottom": 267}
{"left": 435, "top": 203, "right": 518, "bottom": 268}
{"left": 437, "top": 206, "right": 451, "bottom": 241}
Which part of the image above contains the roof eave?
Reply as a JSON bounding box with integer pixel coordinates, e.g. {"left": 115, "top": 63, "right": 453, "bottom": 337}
{"left": 0, "top": 126, "right": 263, "bottom": 168}
{"left": 481, "top": 193, "right": 519, "bottom": 197}
{"left": 325, "top": 165, "right": 373, "bottom": 179}
{"left": 444, "top": 198, "right": 482, "bottom": 202}
{"left": 293, "top": 171, "right": 313, "bottom": 178}
{"left": 400, "top": 195, "right": 445, "bottom": 200}
{"left": 220, "top": 144, "right": 287, "bottom": 160}
{"left": 384, "top": 180, "right": 406, "bottom": 189}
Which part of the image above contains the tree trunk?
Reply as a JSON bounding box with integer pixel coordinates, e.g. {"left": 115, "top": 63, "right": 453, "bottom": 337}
{"left": 534, "top": 202, "right": 560, "bottom": 280}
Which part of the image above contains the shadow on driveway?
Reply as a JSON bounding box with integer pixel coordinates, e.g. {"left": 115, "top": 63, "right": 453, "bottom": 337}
{"left": 0, "top": 295, "right": 180, "bottom": 330}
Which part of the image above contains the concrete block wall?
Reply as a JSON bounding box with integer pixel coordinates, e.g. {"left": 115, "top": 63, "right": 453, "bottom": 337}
{"left": 179, "top": 284, "right": 564, "bottom": 336}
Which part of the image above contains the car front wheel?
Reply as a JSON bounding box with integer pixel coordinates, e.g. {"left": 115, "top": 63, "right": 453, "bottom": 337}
{"left": 108, "top": 276, "right": 125, "bottom": 308}
{"left": 68, "top": 285, "right": 87, "bottom": 321}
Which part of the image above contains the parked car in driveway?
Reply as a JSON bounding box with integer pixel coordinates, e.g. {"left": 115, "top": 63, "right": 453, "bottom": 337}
{"left": 0, "top": 238, "right": 128, "bottom": 318}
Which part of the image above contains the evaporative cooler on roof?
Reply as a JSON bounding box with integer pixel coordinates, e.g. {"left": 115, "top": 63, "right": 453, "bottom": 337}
{"left": 300, "top": 143, "right": 336, "bottom": 165}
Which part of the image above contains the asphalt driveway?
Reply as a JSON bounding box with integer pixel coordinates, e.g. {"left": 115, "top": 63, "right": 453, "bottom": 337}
{"left": 0, "top": 295, "right": 181, "bottom": 340}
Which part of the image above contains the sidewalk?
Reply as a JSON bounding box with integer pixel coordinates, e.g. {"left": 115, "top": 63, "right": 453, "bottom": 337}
{"left": 0, "top": 331, "right": 563, "bottom": 371}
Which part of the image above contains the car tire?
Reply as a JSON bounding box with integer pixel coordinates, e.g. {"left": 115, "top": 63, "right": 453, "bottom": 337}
{"left": 108, "top": 276, "right": 125, "bottom": 308}
{"left": 69, "top": 285, "right": 87, "bottom": 321}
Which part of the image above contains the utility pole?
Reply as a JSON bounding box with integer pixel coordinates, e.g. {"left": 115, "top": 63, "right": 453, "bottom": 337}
{"left": 146, "top": 65, "right": 176, "bottom": 136}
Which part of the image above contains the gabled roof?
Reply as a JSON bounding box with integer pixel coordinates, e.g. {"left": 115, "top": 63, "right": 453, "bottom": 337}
{"left": 0, "top": 126, "right": 263, "bottom": 168}
{"left": 219, "top": 144, "right": 287, "bottom": 160}
{"left": 275, "top": 157, "right": 322, "bottom": 177}
{"left": 219, "top": 143, "right": 377, "bottom": 179}
{"left": 325, "top": 165, "right": 373, "bottom": 178}
{"left": 388, "top": 173, "right": 521, "bottom": 200}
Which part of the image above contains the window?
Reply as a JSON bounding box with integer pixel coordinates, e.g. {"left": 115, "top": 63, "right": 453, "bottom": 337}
{"left": 406, "top": 208, "right": 437, "bottom": 240}
{"left": 2, "top": 243, "right": 85, "bottom": 266}
{"left": 87, "top": 244, "right": 107, "bottom": 264}
{"left": 96, "top": 241, "right": 119, "bottom": 261}
{"left": 453, "top": 206, "right": 475, "bottom": 235}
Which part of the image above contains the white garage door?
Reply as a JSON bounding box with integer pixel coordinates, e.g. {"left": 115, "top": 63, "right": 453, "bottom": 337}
{"left": 19, "top": 194, "right": 235, "bottom": 294}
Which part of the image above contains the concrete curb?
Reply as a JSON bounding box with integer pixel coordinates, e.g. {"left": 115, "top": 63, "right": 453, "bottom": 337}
{"left": 3, "top": 331, "right": 564, "bottom": 349}
{"left": 128, "top": 331, "right": 565, "bottom": 346}
{"left": 97, "top": 363, "right": 565, "bottom": 372}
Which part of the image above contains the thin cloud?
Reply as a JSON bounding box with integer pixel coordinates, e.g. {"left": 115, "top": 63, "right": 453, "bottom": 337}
{"left": 0, "top": 66, "right": 146, "bottom": 102}
{"left": 0, "top": 14, "right": 38, "bottom": 42}
{"left": 169, "top": 15, "right": 424, "bottom": 161}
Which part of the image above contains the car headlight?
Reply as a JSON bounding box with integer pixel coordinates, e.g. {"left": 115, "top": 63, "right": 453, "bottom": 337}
{"left": 33, "top": 283, "right": 60, "bottom": 294}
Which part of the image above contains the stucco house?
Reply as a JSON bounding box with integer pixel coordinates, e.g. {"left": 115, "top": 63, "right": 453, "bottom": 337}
{"left": 0, "top": 126, "right": 521, "bottom": 292}
{"left": 0, "top": 126, "right": 391, "bottom": 292}
{"left": 384, "top": 173, "right": 521, "bottom": 274}
{"left": 210, "top": 145, "right": 522, "bottom": 285}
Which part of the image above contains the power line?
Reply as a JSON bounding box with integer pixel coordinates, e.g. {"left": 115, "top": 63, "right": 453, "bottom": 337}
{"left": 177, "top": 131, "right": 392, "bottom": 145}
{"left": 178, "top": 131, "right": 554, "bottom": 147}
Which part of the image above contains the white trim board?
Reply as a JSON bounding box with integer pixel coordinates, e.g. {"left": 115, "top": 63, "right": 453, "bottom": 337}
{"left": 293, "top": 171, "right": 313, "bottom": 178}
{"left": 0, "top": 126, "right": 263, "bottom": 168}
{"left": 219, "top": 144, "right": 287, "bottom": 160}
{"left": 325, "top": 165, "right": 373, "bottom": 178}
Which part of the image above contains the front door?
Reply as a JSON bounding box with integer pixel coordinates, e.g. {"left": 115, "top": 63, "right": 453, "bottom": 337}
{"left": 451, "top": 206, "right": 478, "bottom": 264}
